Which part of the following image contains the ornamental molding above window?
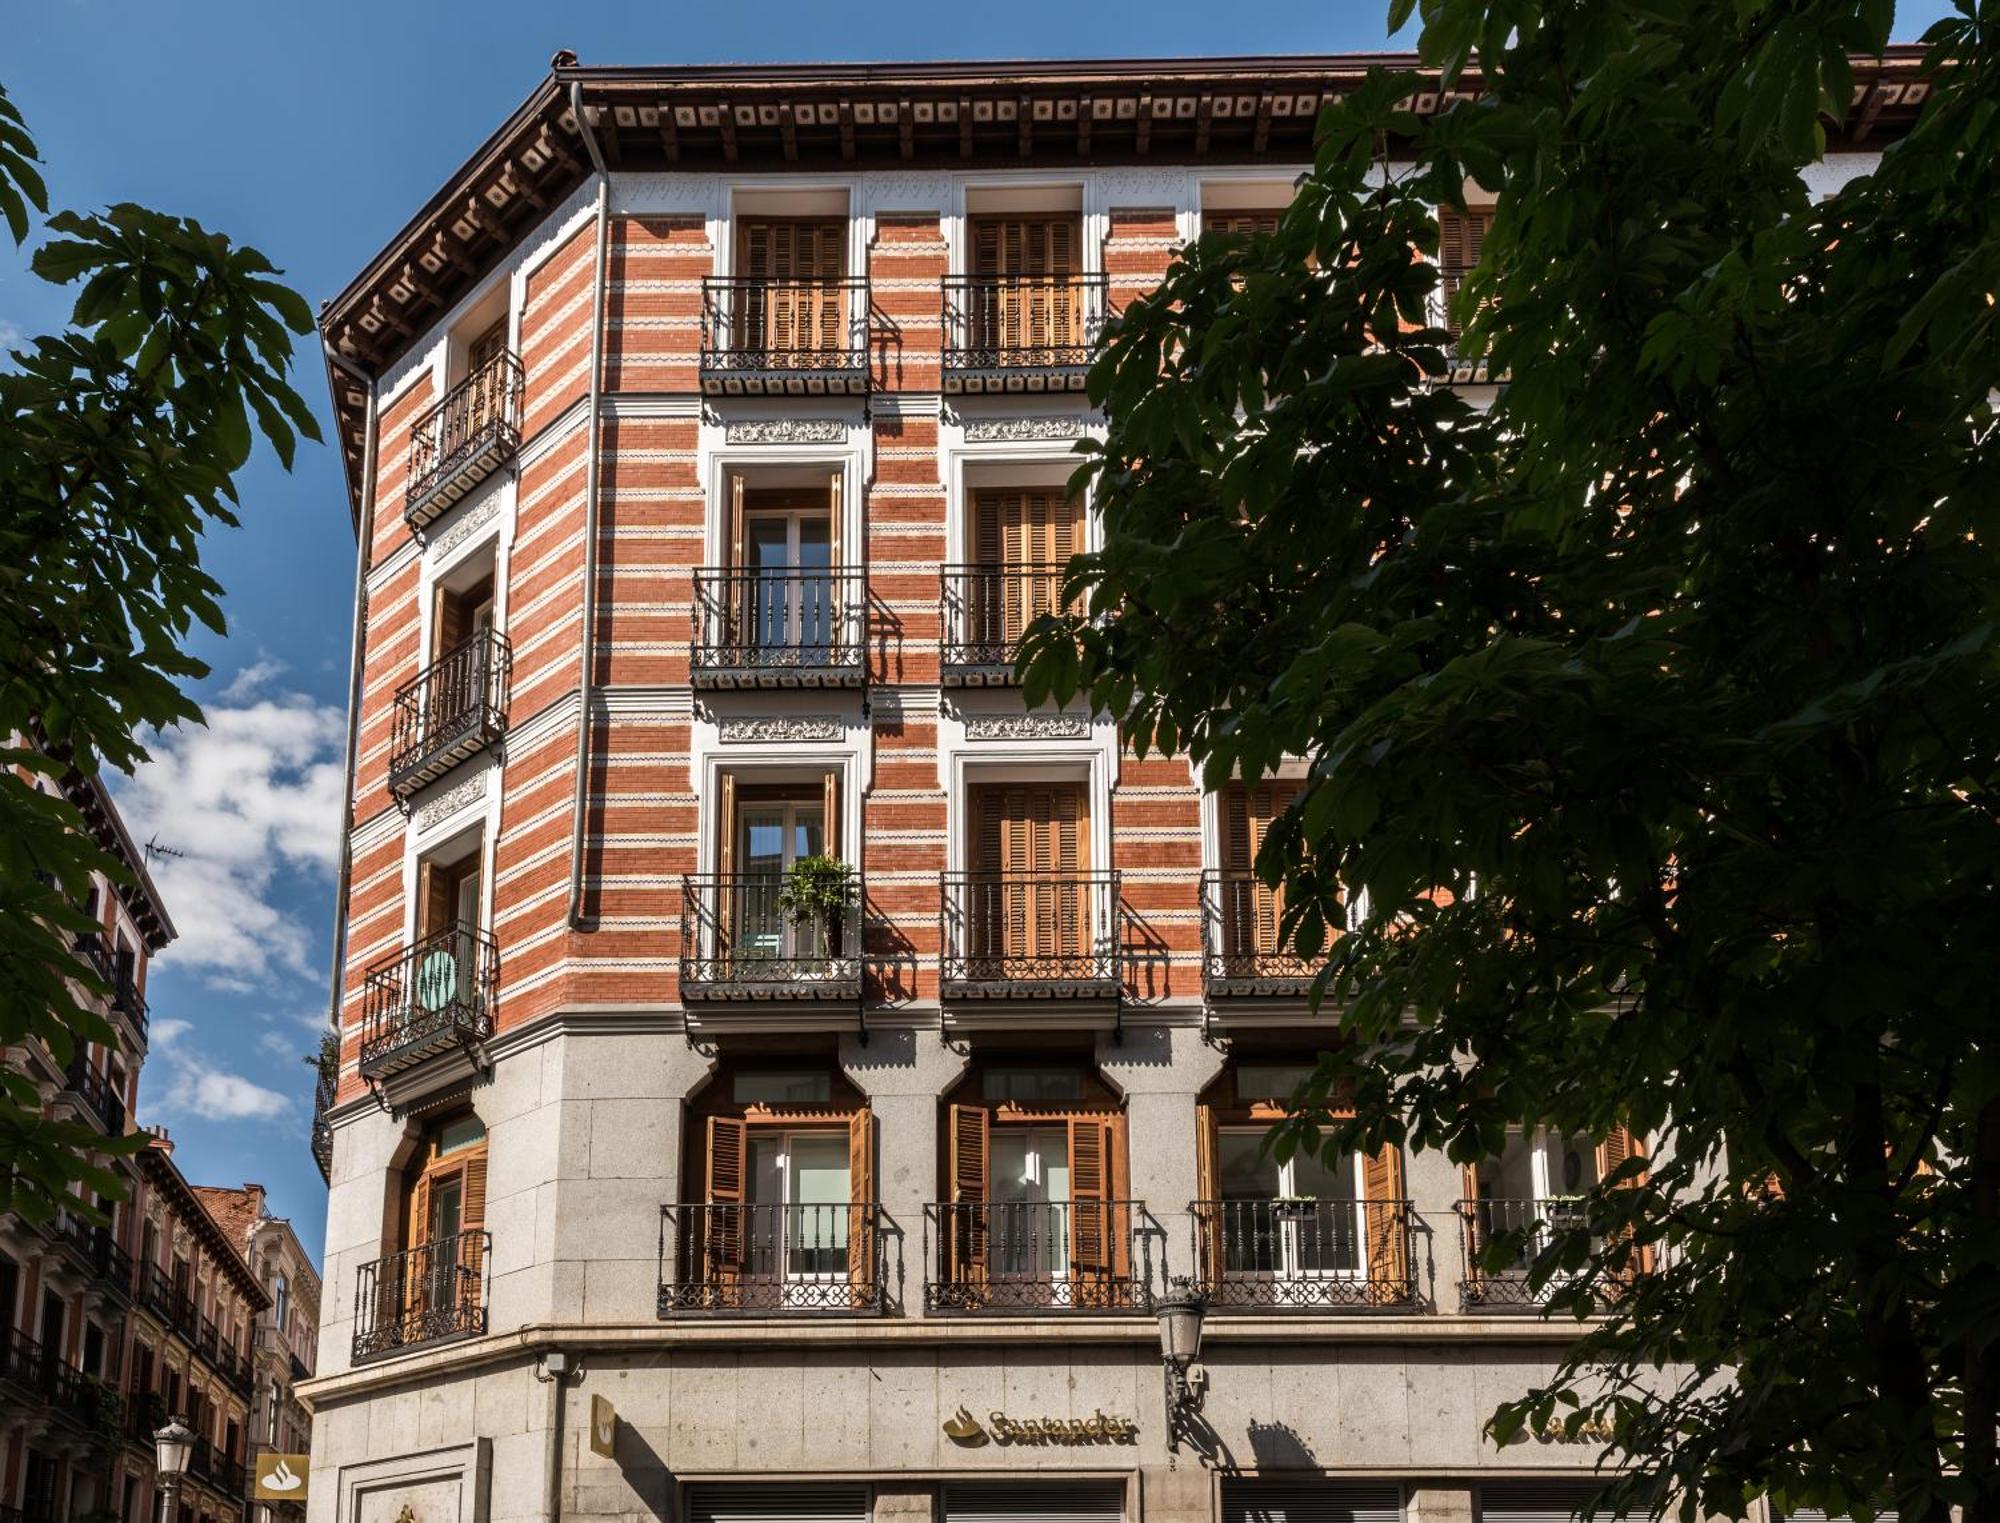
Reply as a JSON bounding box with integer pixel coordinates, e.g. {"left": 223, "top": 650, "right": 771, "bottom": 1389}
{"left": 959, "top": 415, "right": 1092, "bottom": 443}
{"left": 962, "top": 712, "right": 1091, "bottom": 741}
{"left": 717, "top": 713, "right": 845, "bottom": 743}
{"left": 415, "top": 773, "right": 489, "bottom": 830}
{"left": 723, "top": 418, "right": 849, "bottom": 445}
{"left": 429, "top": 489, "right": 503, "bottom": 559}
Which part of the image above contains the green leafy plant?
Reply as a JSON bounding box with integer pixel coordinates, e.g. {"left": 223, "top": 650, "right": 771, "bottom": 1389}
{"left": 0, "top": 81, "right": 318, "bottom": 1221}
{"left": 1021, "top": 4, "right": 2000, "bottom": 1521}
{"left": 773, "top": 854, "right": 855, "bottom": 954}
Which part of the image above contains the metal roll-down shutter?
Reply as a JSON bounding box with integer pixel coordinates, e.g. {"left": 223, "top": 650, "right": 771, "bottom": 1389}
{"left": 1478, "top": 1483, "right": 1612, "bottom": 1523}
{"left": 689, "top": 1485, "right": 870, "bottom": 1523}
{"left": 1222, "top": 1481, "right": 1404, "bottom": 1523}
{"left": 943, "top": 1481, "right": 1126, "bottom": 1523}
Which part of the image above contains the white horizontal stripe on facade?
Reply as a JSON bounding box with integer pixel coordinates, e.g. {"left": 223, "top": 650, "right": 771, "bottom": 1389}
{"left": 1222, "top": 1481, "right": 1404, "bottom": 1523}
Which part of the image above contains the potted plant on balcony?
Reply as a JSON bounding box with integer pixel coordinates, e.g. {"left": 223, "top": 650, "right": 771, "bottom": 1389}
{"left": 1269, "top": 1194, "right": 1319, "bottom": 1222}
{"left": 774, "top": 855, "right": 856, "bottom": 963}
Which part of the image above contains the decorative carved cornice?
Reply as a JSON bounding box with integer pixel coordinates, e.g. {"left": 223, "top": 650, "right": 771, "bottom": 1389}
{"left": 963, "top": 713, "right": 1091, "bottom": 741}
{"left": 718, "top": 713, "right": 845, "bottom": 743}
{"left": 429, "top": 491, "right": 504, "bottom": 559}
{"left": 724, "top": 417, "right": 849, "bottom": 445}
{"left": 415, "top": 773, "right": 489, "bottom": 830}
{"left": 960, "top": 415, "right": 1093, "bottom": 443}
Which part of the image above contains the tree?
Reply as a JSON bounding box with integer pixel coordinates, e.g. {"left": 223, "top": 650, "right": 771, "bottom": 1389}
{"left": 1020, "top": 4, "right": 2000, "bottom": 1522}
{"left": 0, "top": 84, "right": 319, "bottom": 1218}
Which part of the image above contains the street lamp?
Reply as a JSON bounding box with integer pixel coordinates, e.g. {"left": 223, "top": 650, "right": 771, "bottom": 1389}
{"left": 153, "top": 1415, "right": 194, "bottom": 1523}
{"left": 1155, "top": 1277, "right": 1208, "bottom": 1451}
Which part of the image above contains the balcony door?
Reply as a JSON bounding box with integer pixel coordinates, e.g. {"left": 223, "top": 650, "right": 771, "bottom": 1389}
{"left": 459, "top": 319, "right": 510, "bottom": 442}
{"left": 969, "top": 216, "right": 1083, "bottom": 355}
{"left": 1218, "top": 779, "right": 1304, "bottom": 967}
{"left": 967, "top": 781, "right": 1088, "bottom": 972}
{"left": 733, "top": 484, "right": 837, "bottom": 661}
{"left": 749, "top": 1130, "right": 851, "bottom": 1295}
{"left": 736, "top": 219, "right": 844, "bottom": 358}
{"left": 1215, "top": 1128, "right": 1365, "bottom": 1281}
{"left": 402, "top": 1113, "right": 487, "bottom": 1330}
{"left": 970, "top": 489, "right": 1081, "bottom": 655}
{"left": 718, "top": 778, "right": 836, "bottom": 970}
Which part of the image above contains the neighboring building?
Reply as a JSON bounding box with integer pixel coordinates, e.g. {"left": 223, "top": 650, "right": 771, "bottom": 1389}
{"left": 303, "top": 50, "right": 1930, "bottom": 1523}
{"left": 129, "top": 1136, "right": 267, "bottom": 1523}
{"left": 0, "top": 769, "right": 170, "bottom": 1523}
{"left": 192, "top": 1187, "right": 320, "bottom": 1523}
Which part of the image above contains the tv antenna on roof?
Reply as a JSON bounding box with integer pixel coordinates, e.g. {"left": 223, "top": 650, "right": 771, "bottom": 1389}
{"left": 143, "top": 836, "right": 186, "bottom": 865}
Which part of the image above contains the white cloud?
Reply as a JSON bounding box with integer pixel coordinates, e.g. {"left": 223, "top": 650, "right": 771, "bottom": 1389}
{"left": 175, "top": 1069, "right": 291, "bottom": 1123}
{"left": 149, "top": 1017, "right": 192, "bottom": 1047}
{"left": 115, "top": 680, "right": 345, "bottom": 989}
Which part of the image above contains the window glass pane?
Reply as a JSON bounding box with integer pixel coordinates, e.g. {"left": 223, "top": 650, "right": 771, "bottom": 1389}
{"left": 740, "top": 808, "right": 785, "bottom": 873}
{"left": 1235, "top": 1062, "right": 1317, "bottom": 1100}
{"left": 436, "top": 1116, "right": 486, "bottom": 1155}
{"left": 1290, "top": 1143, "right": 1360, "bottom": 1201}
{"left": 1479, "top": 1133, "right": 1538, "bottom": 1198}
{"left": 1547, "top": 1134, "right": 1599, "bottom": 1195}
{"left": 745, "top": 518, "right": 790, "bottom": 569}
{"left": 1219, "top": 1130, "right": 1282, "bottom": 1199}
{"left": 986, "top": 1067, "right": 1084, "bottom": 1102}
{"left": 793, "top": 806, "right": 825, "bottom": 861}
{"left": 796, "top": 518, "right": 832, "bottom": 570}
{"left": 732, "top": 1071, "right": 834, "bottom": 1104}
{"left": 430, "top": 1179, "right": 463, "bottom": 1240}
{"left": 749, "top": 1134, "right": 783, "bottom": 1206}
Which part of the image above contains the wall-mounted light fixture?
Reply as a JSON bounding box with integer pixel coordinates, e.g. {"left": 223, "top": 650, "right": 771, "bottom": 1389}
{"left": 1155, "top": 1277, "right": 1208, "bottom": 1451}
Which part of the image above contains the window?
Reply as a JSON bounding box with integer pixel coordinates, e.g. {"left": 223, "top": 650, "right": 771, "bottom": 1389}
{"left": 1233, "top": 1061, "right": 1316, "bottom": 1101}
{"left": 962, "top": 781, "right": 1093, "bottom": 977}
{"left": 272, "top": 1274, "right": 289, "bottom": 1336}
{"left": 706, "top": 473, "right": 848, "bottom": 673}
{"left": 1437, "top": 207, "right": 1494, "bottom": 339}
{"left": 1475, "top": 1128, "right": 1603, "bottom": 1203}
{"left": 1202, "top": 208, "right": 1283, "bottom": 239}
{"left": 732, "top": 1071, "right": 834, "bottom": 1105}
{"left": 968, "top": 214, "right": 1084, "bottom": 355}
{"left": 1216, "top": 1128, "right": 1364, "bottom": 1277}
{"left": 1462, "top": 1127, "right": 1647, "bottom": 1297}
{"left": 712, "top": 777, "right": 843, "bottom": 971}
{"left": 734, "top": 219, "right": 846, "bottom": 358}
{"left": 416, "top": 834, "right": 484, "bottom": 941}
{"left": 399, "top": 1112, "right": 489, "bottom": 1323}
{"left": 967, "top": 489, "right": 1081, "bottom": 650}
{"left": 984, "top": 1068, "right": 1084, "bottom": 1103}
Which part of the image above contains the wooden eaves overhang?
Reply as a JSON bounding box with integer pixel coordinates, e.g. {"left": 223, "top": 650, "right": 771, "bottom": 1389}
{"left": 140, "top": 1142, "right": 274, "bottom": 1312}
{"left": 318, "top": 46, "right": 1937, "bottom": 524}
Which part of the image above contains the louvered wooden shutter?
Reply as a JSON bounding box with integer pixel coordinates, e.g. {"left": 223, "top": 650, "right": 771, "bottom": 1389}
{"left": 1363, "top": 1142, "right": 1408, "bottom": 1303}
{"left": 847, "top": 1109, "right": 874, "bottom": 1292}
{"left": 1068, "top": 1116, "right": 1125, "bottom": 1300}
{"left": 705, "top": 1116, "right": 748, "bottom": 1293}
{"left": 1437, "top": 209, "right": 1493, "bottom": 337}
{"left": 948, "top": 1103, "right": 990, "bottom": 1289}
{"left": 1460, "top": 1161, "right": 1486, "bottom": 1291}
{"left": 458, "top": 1145, "right": 488, "bottom": 1314}
{"left": 1203, "top": 210, "right": 1282, "bottom": 239}
{"left": 434, "top": 585, "right": 467, "bottom": 659}
{"left": 1596, "top": 1124, "right": 1652, "bottom": 1280}
{"left": 1194, "top": 1103, "right": 1222, "bottom": 1286}
{"left": 417, "top": 860, "right": 451, "bottom": 940}
{"left": 822, "top": 771, "right": 840, "bottom": 859}
{"left": 1223, "top": 781, "right": 1301, "bottom": 957}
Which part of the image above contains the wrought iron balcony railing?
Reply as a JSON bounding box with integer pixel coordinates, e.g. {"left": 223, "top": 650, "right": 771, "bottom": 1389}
{"left": 352, "top": 1229, "right": 489, "bottom": 1360}
{"left": 1457, "top": 1195, "right": 1645, "bottom": 1310}
{"left": 1199, "top": 870, "right": 1321, "bottom": 996}
{"left": 75, "top": 933, "right": 149, "bottom": 1040}
{"left": 939, "top": 871, "right": 1121, "bottom": 997}
{"left": 125, "top": 1389, "right": 165, "bottom": 1449}
{"left": 357, "top": 922, "right": 498, "bottom": 1082}
{"left": 937, "top": 563, "right": 1074, "bottom": 681}
{"left": 689, "top": 567, "right": 867, "bottom": 687}
{"left": 0, "top": 1330, "right": 46, "bottom": 1394}
{"left": 310, "top": 1067, "right": 336, "bottom": 1183}
{"left": 386, "top": 629, "right": 512, "bottom": 796}
{"left": 137, "top": 1262, "right": 196, "bottom": 1335}
{"left": 62, "top": 1057, "right": 126, "bottom": 1135}
{"left": 1190, "top": 1198, "right": 1417, "bottom": 1310}
{"left": 678, "top": 872, "right": 863, "bottom": 1002}
{"left": 923, "top": 1199, "right": 1155, "bottom": 1313}
{"left": 657, "top": 1202, "right": 885, "bottom": 1314}
{"left": 700, "top": 277, "right": 871, "bottom": 396}
{"left": 1434, "top": 272, "right": 1505, "bottom": 383}
{"left": 53, "top": 1212, "right": 135, "bottom": 1300}
{"left": 404, "top": 350, "right": 524, "bottom": 534}
{"left": 942, "top": 274, "right": 1109, "bottom": 392}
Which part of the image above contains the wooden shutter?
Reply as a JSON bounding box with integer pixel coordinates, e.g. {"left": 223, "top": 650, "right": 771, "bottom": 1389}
{"left": 974, "top": 490, "right": 1081, "bottom": 643}
{"left": 705, "top": 1116, "right": 748, "bottom": 1295}
{"left": 948, "top": 1103, "right": 990, "bottom": 1291}
{"left": 1221, "top": 780, "right": 1301, "bottom": 958}
{"left": 1194, "top": 1103, "right": 1222, "bottom": 1287}
{"left": 847, "top": 1108, "right": 874, "bottom": 1292}
{"left": 433, "top": 585, "right": 468, "bottom": 659}
{"left": 822, "top": 771, "right": 840, "bottom": 859}
{"left": 1068, "top": 1115, "right": 1127, "bottom": 1303}
{"left": 1460, "top": 1161, "right": 1486, "bottom": 1291}
{"left": 1363, "top": 1142, "right": 1408, "bottom": 1303}
{"left": 458, "top": 1145, "right": 488, "bottom": 1235}
{"left": 1203, "top": 210, "right": 1282, "bottom": 239}
{"left": 417, "top": 859, "right": 451, "bottom": 940}
{"left": 468, "top": 321, "right": 507, "bottom": 372}
{"left": 1437, "top": 209, "right": 1493, "bottom": 337}
{"left": 1596, "top": 1125, "right": 1652, "bottom": 1281}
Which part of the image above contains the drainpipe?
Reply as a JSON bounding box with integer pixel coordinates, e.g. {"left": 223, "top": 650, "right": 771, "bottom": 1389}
{"left": 321, "top": 344, "right": 380, "bottom": 1043}
{"left": 565, "top": 81, "right": 611, "bottom": 930}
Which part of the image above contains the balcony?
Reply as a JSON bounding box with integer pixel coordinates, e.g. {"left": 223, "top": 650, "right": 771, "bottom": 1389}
{"left": 941, "top": 274, "right": 1108, "bottom": 394}
{"left": 310, "top": 1067, "right": 336, "bottom": 1183}
{"left": 938, "top": 564, "right": 1071, "bottom": 684}
{"left": 75, "top": 933, "right": 148, "bottom": 1043}
{"left": 352, "top": 1229, "right": 489, "bottom": 1361}
{"left": 46, "top": 1208, "right": 130, "bottom": 1299}
{"left": 386, "top": 630, "right": 512, "bottom": 796}
{"left": 137, "top": 1262, "right": 195, "bottom": 1335}
{"left": 404, "top": 349, "right": 524, "bottom": 535}
{"left": 0, "top": 1330, "right": 46, "bottom": 1397}
{"left": 689, "top": 568, "right": 867, "bottom": 688}
{"left": 357, "top": 922, "right": 498, "bottom": 1082}
{"left": 922, "top": 1199, "right": 1155, "bottom": 1313}
{"left": 1199, "top": 870, "right": 1320, "bottom": 998}
{"left": 938, "top": 872, "right": 1121, "bottom": 999}
{"left": 699, "top": 276, "right": 870, "bottom": 397}
{"left": 678, "top": 873, "right": 863, "bottom": 1003}
{"left": 1457, "top": 1196, "right": 1641, "bottom": 1310}
{"left": 1190, "top": 1198, "right": 1416, "bottom": 1311}
{"left": 657, "top": 1202, "right": 885, "bottom": 1314}
{"left": 125, "top": 1389, "right": 165, "bottom": 1450}
{"left": 62, "top": 1057, "right": 126, "bottom": 1135}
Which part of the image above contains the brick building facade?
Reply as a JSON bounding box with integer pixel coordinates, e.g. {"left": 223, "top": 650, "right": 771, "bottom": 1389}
{"left": 302, "top": 50, "right": 1929, "bottom": 1523}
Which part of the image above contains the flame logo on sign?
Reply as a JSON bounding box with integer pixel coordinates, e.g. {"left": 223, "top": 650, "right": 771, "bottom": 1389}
{"left": 941, "top": 1407, "right": 987, "bottom": 1445}
{"left": 264, "top": 1460, "right": 303, "bottom": 1494}
{"left": 597, "top": 1414, "right": 615, "bottom": 1449}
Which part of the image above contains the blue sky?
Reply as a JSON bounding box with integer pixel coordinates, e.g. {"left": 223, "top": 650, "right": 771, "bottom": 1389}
{"left": 2, "top": 0, "right": 1959, "bottom": 1265}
